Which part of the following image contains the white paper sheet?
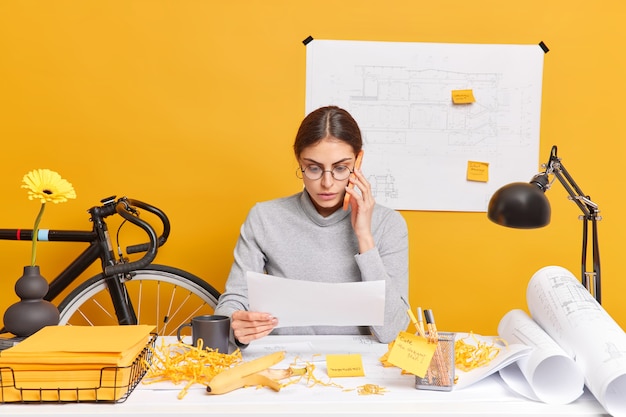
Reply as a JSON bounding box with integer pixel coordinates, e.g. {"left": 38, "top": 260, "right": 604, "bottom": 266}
{"left": 453, "top": 332, "right": 532, "bottom": 390}
{"left": 497, "top": 309, "right": 584, "bottom": 404}
{"left": 306, "top": 40, "right": 544, "bottom": 212}
{"left": 525, "top": 266, "right": 626, "bottom": 416}
{"left": 246, "top": 271, "right": 385, "bottom": 328}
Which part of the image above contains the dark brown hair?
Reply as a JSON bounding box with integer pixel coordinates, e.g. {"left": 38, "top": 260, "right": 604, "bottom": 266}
{"left": 293, "top": 106, "right": 362, "bottom": 159}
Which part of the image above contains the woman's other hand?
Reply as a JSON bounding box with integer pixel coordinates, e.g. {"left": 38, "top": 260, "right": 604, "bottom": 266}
{"left": 346, "top": 167, "right": 375, "bottom": 253}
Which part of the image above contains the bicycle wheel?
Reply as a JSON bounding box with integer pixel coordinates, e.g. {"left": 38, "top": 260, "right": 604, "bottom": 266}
{"left": 57, "top": 264, "right": 221, "bottom": 336}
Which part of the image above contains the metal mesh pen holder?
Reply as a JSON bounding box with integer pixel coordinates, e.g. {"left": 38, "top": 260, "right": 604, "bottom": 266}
{"left": 415, "top": 332, "right": 455, "bottom": 392}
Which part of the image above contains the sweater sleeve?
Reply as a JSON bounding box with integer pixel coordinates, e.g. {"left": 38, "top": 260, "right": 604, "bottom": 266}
{"left": 214, "top": 206, "right": 266, "bottom": 349}
{"left": 355, "top": 209, "right": 410, "bottom": 343}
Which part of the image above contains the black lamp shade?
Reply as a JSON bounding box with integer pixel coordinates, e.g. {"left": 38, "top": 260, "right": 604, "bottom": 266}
{"left": 488, "top": 182, "right": 551, "bottom": 229}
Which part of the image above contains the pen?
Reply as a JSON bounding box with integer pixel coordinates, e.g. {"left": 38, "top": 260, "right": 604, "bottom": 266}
{"left": 416, "top": 307, "right": 426, "bottom": 338}
{"left": 401, "top": 297, "right": 426, "bottom": 337}
{"left": 400, "top": 296, "right": 419, "bottom": 330}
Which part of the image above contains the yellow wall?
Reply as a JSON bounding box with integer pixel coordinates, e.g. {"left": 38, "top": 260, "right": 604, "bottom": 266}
{"left": 1, "top": 1, "right": 625, "bottom": 336}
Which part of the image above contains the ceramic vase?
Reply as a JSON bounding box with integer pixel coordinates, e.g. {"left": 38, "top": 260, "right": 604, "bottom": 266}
{"left": 3, "top": 265, "right": 60, "bottom": 337}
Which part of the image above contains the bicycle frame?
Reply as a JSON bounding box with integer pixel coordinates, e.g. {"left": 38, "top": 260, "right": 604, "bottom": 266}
{"left": 0, "top": 196, "right": 168, "bottom": 328}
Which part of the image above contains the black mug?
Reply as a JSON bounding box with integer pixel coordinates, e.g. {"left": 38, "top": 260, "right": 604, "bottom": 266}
{"left": 177, "top": 314, "right": 230, "bottom": 353}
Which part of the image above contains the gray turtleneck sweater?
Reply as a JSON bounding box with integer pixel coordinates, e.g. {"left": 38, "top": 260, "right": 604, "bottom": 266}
{"left": 215, "top": 190, "right": 409, "bottom": 345}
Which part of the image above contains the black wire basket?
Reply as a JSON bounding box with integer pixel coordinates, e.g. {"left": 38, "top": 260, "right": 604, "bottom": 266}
{"left": 0, "top": 333, "right": 156, "bottom": 403}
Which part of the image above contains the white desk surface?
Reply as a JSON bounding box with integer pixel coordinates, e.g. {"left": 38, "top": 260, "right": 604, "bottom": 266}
{"left": 0, "top": 335, "right": 611, "bottom": 416}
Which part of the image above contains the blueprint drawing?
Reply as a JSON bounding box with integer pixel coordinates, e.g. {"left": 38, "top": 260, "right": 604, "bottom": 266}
{"left": 305, "top": 40, "right": 545, "bottom": 212}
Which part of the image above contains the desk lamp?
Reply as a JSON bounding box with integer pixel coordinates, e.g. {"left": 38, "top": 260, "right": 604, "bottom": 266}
{"left": 487, "top": 145, "right": 602, "bottom": 303}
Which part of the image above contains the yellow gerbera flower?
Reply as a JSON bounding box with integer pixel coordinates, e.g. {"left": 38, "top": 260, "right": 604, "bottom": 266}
{"left": 22, "top": 169, "right": 77, "bottom": 203}
{"left": 21, "top": 169, "right": 76, "bottom": 266}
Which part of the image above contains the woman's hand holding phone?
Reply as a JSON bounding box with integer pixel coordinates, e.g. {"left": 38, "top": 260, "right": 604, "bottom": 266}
{"left": 342, "top": 150, "right": 364, "bottom": 211}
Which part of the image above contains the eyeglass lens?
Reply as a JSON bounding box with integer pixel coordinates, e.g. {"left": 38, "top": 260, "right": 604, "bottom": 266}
{"left": 302, "top": 165, "right": 351, "bottom": 180}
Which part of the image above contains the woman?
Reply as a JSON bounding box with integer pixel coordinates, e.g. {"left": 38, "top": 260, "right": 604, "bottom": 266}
{"left": 215, "top": 106, "right": 409, "bottom": 348}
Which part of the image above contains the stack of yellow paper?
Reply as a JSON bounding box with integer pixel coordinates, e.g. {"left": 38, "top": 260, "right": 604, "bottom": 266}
{"left": 0, "top": 325, "right": 154, "bottom": 402}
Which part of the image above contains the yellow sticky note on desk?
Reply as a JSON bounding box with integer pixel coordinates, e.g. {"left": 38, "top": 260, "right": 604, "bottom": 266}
{"left": 452, "top": 89, "right": 475, "bottom": 104}
{"left": 326, "top": 354, "right": 365, "bottom": 377}
{"left": 386, "top": 331, "right": 437, "bottom": 378}
{"left": 467, "top": 161, "right": 489, "bottom": 182}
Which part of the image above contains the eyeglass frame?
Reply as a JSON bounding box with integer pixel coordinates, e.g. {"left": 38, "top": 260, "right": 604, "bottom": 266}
{"left": 296, "top": 164, "right": 355, "bottom": 181}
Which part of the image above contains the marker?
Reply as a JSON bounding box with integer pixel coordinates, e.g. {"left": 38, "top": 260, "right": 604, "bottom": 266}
{"left": 424, "top": 309, "right": 439, "bottom": 341}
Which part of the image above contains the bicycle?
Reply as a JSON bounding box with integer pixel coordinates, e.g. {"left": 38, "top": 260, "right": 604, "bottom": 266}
{"left": 0, "top": 195, "right": 221, "bottom": 337}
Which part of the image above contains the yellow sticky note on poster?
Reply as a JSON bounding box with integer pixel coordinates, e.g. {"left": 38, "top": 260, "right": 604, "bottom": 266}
{"left": 386, "top": 331, "right": 437, "bottom": 377}
{"left": 326, "top": 354, "right": 365, "bottom": 377}
{"left": 452, "top": 89, "right": 475, "bottom": 104}
{"left": 467, "top": 161, "right": 489, "bottom": 182}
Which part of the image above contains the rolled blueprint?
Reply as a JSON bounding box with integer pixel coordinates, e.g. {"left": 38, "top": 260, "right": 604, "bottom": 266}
{"left": 527, "top": 265, "right": 626, "bottom": 417}
{"left": 497, "top": 308, "right": 584, "bottom": 404}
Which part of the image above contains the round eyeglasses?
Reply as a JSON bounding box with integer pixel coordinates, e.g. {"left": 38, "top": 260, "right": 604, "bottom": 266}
{"left": 296, "top": 165, "right": 353, "bottom": 181}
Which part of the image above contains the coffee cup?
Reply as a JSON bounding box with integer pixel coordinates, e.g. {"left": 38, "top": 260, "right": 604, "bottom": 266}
{"left": 176, "top": 314, "right": 230, "bottom": 353}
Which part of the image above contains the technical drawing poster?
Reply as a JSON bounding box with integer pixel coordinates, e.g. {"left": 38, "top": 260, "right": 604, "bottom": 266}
{"left": 305, "top": 40, "right": 545, "bottom": 212}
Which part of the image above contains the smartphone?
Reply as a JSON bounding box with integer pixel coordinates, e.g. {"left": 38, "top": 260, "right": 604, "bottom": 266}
{"left": 342, "top": 150, "right": 364, "bottom": 211}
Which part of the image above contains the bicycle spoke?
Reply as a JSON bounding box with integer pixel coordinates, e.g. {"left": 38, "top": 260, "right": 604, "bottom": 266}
{"left": 163, "top": 291, "right": 208, "bottom": 337}
{"left": 90, "top": 298, "right": 116, "bottom": 320}
{"left": 174, "top": 296, "right": 207, "bottom": 330}
{"left": 162, "top": 286, "right": 185, "bottom": 335}
{"left": 75, "top": 309, "right": 94, "bottom": 326}
{"left": 162, "top": 282, "right": 176, "bottom": 336}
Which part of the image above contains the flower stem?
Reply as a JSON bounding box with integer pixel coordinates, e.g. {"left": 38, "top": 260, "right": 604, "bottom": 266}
{"left": 31, "top": 203, "right": 46, "bottom": 267}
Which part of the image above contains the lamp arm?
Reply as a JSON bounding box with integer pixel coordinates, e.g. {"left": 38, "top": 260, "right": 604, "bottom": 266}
{"left": 546, "top": 148, "right": 601, "bottom": 303}
{"left": 551, "top": 166, "right": 597, "bottom": 219}
{"left": 591, "top": 217, "right": 601, "bottom": 302}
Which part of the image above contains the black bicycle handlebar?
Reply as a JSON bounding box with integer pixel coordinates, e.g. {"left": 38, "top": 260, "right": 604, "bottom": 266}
{"left": 101, "top": 197, "right": 171, "bottom": 276}
{"left": 124, "top": 199, "right": 170, "bottom": 254}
